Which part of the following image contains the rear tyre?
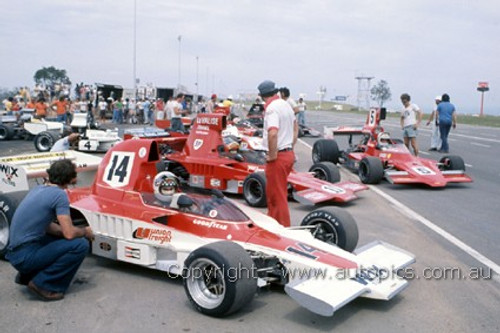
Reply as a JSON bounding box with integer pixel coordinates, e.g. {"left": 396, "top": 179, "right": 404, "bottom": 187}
{"left": 439, "top": 155, "right": 465, "bottom": 171}
{"left": 0, "top": 124, "right": 15, "bottom": 140}
{"left": 183, "top": 241, "right": 257, "bottom": 317}
{"left": 309, "top": 162, "right": 341, "bottom": 183}
{"left": 0, "top": 191, "right": 29, "bottom": 259}
{"left": 300, "top": 207, "right": 358, "bottom": 252}
{"left": 34, "top": 131, "right": 60, "bottom": 152}
{"left": 243, "top": 172, "right": 267, "bottom": 207}
{"left": 312, "top": 139, "right": 340, "bottom": 164}
{"left": 358, "top": 156, "right": 384, "bottom": 184}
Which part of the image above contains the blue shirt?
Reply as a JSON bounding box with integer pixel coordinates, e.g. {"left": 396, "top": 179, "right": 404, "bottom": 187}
{"left": 8, "top": 185, "right": 70, "bottom": 249}
{"left": 437, "top": 102, "right": 455, "bottom": 125}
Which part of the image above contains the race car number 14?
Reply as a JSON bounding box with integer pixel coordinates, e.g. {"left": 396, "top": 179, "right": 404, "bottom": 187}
{"left": 103, "top": 152, "right": 135, "bottom": 187}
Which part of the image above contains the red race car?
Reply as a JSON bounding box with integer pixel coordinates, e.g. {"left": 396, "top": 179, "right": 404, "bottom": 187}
{"left": 312, "top": 108, "right": 472, "bottom": 187}
{"left": 155, "top": 113, "right": 367, "bottom": 207}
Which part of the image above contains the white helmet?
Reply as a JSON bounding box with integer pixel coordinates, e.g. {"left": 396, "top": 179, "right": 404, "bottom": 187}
{"left": 154, "top": 171, "right": 179, "bottom": 201}
{"left": 378, "top": 132, "right": 391, "bottom": 146}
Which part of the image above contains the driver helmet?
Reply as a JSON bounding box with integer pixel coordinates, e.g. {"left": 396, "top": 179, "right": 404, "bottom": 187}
{"left": 223, "top": 136, "right": 240, "bottom": 153}
{"left": 378, "top": 132, "right": 391, "bottom": 146}
{"left": 154, "top": 171, "right": 180, "bottom": 201}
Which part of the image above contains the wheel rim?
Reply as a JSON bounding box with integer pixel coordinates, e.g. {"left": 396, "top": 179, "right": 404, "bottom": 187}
{"left": 185, "top": 258, "right": 225, "bottom": 309}
{"left": 38, "top": 136, "right": 53, "bottom": 151}
{"left": 244, "top": 178, "right": 263, "bottom": 204}
{"left": 308, "top": 220, "right": 339, "bottom": 245}
{"left": 0, "top": 212, "right": 9, "bottom": 252}
{"left": 311, "top": 167, "right": 327, "bottom": 181}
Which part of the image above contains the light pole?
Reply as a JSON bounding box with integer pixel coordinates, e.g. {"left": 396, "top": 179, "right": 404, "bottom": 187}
{"left": 177, "top": 35, "right": 182, "bottom": 90}
{"left": 133, "top": 0, "right": 137, "bottom": 99}
{"left": 195, "top": 56, "right": 199, "bottom": 103}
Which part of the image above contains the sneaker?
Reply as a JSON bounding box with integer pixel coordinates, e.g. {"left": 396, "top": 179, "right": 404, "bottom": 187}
{"left": 28, "top": 281, "right": 64, "bottom": 301}
{"left": 428, "top": 148, "right": 437, "bottom": 151}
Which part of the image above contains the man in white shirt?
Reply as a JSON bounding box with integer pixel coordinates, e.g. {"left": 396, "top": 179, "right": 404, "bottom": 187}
{"left": 258, "top": 80, "right": 298, "bottom": 227}
{"left": 400, "top": 93, "right": 423, "bottom": 156}
{"left": 168, "top": 93, "right": 185, "bottom": 132}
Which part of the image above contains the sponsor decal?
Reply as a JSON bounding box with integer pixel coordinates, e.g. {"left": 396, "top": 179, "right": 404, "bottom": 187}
{"left": 237, "top": 181, "right": 244, "bottom": 187}
{"left": 351, "top": 265, "right": 389, "bottom": 285}
{"left": 240, "top": 142, "right": 248, "bottom": 150}
{"left": 0, "top": 164, "right": 19, "bottom": 187}
{"left": 125, "top": 246, "right": 141, "bottom": 259}
{"left": 193, "top": 218, "right": 227, "bottom": 230}
{"left": 248, "top": 165, "right": 264, "bottom": 172}
{"left": 138, "top": 147, "right": 147, "bottom": 158}
{"left": 321, "top": 184, "right": 346, "bottom": 194}
{"left": 412, "top": 166, "right": 436, "bottom": 176}
{"left": 196, "top": 117, "right": 219, "bottom": 126}
{"left": 193, "top": 139, "right": 203, "bottom": 150}
{"left": 0, "top": 152, "right": 67, "bottom": 163}
{"left": 198, "top": 125, "right": 210, "bottom": 131}
{"left": 210, "top": 178, "right": 221, "bottom": 188}
{"left": 286, "top": 242, "right": 326, "bottom": 260}
{"left": 133, "top": 227, "right": 172, "bottom": 244}
{"left": 99, "top": 242, "right": 112, "bottom": 251}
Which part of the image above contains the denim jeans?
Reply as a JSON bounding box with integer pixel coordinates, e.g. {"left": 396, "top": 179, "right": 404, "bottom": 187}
{"left": 439, "top": 122, "right": 452, "bottom": 152}
{"left": 6, "top": 235, "right": 89, "bottom": 293}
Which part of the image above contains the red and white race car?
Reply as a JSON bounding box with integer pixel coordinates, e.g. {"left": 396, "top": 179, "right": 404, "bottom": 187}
{"left": 0, "top": 139, "right": 415, "bottom": 317}
{"left": 155, "top": 113, "right": 367, "bottom": 207}
{"left": 313, "top": 108, "right": 472, "bottom": 187}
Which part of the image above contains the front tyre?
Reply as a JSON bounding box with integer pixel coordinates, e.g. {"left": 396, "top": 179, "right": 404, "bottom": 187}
{"left": 0, "top": 191, "right": 29, "bottom": 258}
{"left": 183, "top": 241, "right": 257, "bottom": 317}
{"left": 358, "top": 156, "right": 384, "bottom": 184}
{"left": 300, "top": 207, "right": 358, "bottom": 252}
{"left": 439, "top": 155, "right": 465, "bottom": 171}
{"left": 309, "top": 162, "right": 341, "bottom": 183}
{"left": 243, "top": 172, "right": 267, "bottom": 207}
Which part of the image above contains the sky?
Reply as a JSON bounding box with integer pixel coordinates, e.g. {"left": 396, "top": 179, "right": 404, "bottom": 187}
{"left": 1, "top": 0, "right": 499, "bottom": 115}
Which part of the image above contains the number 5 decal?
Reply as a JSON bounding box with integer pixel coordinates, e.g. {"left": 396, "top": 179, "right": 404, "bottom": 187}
{"left": 103, "top": 152, "right": 135, "bottom": 187}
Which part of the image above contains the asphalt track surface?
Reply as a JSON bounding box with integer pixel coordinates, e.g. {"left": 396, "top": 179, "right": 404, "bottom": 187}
{"left": 0, "top": 112, "right": 499, "bottom": 333}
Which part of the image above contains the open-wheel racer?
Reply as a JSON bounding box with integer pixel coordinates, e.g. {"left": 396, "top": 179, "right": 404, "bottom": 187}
{"left": 151, "top": 113, "right": 367, "bottom": 207}
{"left": 312, "top": 108, "right": 472, "bottom": 187}
{"left": 0, "top": 138, "right": 415, "bottom": 317}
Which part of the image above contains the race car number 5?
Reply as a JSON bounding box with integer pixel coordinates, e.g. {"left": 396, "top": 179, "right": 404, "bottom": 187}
{"left": 103, "top": 152, "right": 135, "bottom": 187}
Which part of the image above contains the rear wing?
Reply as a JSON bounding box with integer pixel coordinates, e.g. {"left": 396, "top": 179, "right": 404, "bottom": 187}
{"left": 323, "top": 108, "right": 387, "bottom": 139}
{"left": 0, "top": 151, "right": 102, "bottom": 193}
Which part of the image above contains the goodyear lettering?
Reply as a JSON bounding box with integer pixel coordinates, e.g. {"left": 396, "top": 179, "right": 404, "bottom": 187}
{"left": 133, "top": 227, "right": 172, "bottom": 244}
{"left": 193, "top": 218, "right": 228, "bottom": 230}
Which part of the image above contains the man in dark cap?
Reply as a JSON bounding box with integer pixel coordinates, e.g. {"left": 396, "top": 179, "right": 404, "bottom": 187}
{"left": 257, "top": 80, "right": 298, "bottom": 227}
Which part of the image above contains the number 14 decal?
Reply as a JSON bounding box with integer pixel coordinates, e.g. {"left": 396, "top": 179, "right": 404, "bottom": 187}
{"left": 103, "top": 152, "right": 135, "bottom": 187}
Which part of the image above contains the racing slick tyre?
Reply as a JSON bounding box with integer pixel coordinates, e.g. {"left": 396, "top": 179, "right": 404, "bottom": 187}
{"left": 243, "top": 172, "right": 267, "bottom": 207}
{"left": 183, "top": 241, "right": 257, "bottom": 317}
{"left": 439, "top": 155, "right": 465, "bottom": 171}
{"left": 312, "top": 139, "right": 340, "bottom": 164}
{"left": 358, "top": 156, "right": 384, "bottom": 184}
{"left": 0, "top": 191, "right": 28, "bottom": 259}
{"left": 300, "top": 207, "right": 358, "bottom": 252}
{"left": 34, "top": 131, "right": 60, "bottom": 152}
{"left": 309, "top": 162, "right": 341, "bottom": 183}
{"left": 0, "top": 124, "right": 15, "bottom": 140}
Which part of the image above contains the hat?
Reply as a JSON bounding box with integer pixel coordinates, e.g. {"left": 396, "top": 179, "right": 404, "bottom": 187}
{"left": 211, "top": 94, "right": 217, "bottom": 99}
{"left": 435, "top": 95, "right": 442, "bottom": 101}
{"left": 257, "top": 80, "right": 278, "bottom": 97}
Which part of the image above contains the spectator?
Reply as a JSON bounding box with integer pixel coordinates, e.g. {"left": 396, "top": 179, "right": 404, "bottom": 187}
{"left": 50, "top": 133, "right": 81, "bottom": 152}
{"left": 34, "top": 98, "right": 49, "bottom": 119}
{"left": 205, "top": 94, "right": 217, "bottom": 113}
{"left": 296, "top": 97, "right": 307, "bottom": 126}
{"left": 426, "top": 96, "right": 442, "bottom": 151}
{"left": 257, "top": 80, "right": 298, "bottom": 227}
{"left": 437, "top": 93, "right": 457, "bottom": 153}
{"left": 52, "top": 96, "right": 68, "bottom": 123}
{"left": 399, "top": 93, "right": 423, "bottom": 156}
{"left": 168, "top": 93, "right": 186, "bottom": 132}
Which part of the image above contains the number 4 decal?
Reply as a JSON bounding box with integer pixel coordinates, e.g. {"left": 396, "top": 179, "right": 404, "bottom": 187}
{"left": 103, "top": 152, "right": 135, "bottom": 187}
